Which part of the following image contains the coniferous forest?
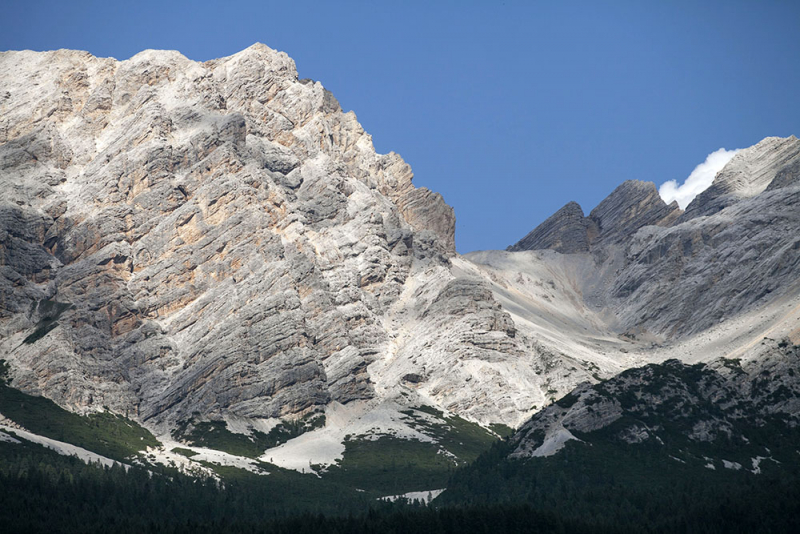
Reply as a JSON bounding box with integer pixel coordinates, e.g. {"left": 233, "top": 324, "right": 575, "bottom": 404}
{"left": 3, "top": 433, "right": 800, "bottom": 534}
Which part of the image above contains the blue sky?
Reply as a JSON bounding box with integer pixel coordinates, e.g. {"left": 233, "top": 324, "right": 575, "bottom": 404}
{"left": 2, "top": 1, "right": 799, "bottom": 252}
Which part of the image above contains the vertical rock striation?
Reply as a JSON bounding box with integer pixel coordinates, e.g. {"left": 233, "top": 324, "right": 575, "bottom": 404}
{"left": 0, "top": 45, "right": 512, "bottom": 431}
{"left": 507, "top": 201, "right": 597, "bottom": 254}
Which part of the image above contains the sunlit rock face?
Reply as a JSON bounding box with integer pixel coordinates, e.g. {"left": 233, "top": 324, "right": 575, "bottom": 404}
{"left": 680, "top": 136, "right": 800, "bottom": 221}
{"left": 0, "top": 45, "right": 495, "bottom": 430}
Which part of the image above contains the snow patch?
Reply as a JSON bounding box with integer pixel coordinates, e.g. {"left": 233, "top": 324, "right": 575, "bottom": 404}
{"left": 751, "top": 456, "right": 767, "bottom": 474}
{"left": 0, "top": 423, "right": 123, "bottom": 468}
{"left": 260, "top": 400, "right": 440, "bottom": 473}
{"left": 750, "top": 455, "right": 780, "bottom": 474}
{"left": 147, "top": 439, "right": 269, "bottom": 476}
{"left": 722, "top": 459, "right": 742, "bottom": 470}
{"left": 221, "top": 415, "right": 281, "bottom": 437}
{"left": 0, "top": 430, "right": 21, "bottom": 444}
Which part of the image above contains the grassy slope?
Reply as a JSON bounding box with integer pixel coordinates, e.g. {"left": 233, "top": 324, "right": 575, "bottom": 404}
{"left": 0, "top": 380, "right": 159, "bottom": 461}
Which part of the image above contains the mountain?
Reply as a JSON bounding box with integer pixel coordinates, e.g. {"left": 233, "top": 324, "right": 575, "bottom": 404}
{"left": 0, "top": 45, "right": 525, "bottom": 432}
{"left": 0, "top": 45, "right": 575, "bottom": 492}
{"left": 1, "top": 44, "right": 800, "bottom": 509}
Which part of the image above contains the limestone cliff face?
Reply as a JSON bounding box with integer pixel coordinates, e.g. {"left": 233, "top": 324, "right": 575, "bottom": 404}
{"left": 508, "top": 181, "right": 681, "bottom": 254}
{"left": 587, "top": 180, "right": 681, "bottom": 245}
{"left": 0, "top": 45, "right": 506, "bottom": 430}
{"left": 507, "top": 201, "right": 597, "bottom": 254}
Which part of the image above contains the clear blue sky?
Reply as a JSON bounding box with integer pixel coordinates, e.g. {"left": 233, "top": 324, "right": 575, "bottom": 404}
{"left": 2, "top": 1, "right": 799, "bottom": 252}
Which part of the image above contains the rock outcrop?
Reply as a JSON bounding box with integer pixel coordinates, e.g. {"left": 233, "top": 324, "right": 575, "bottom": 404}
{"left": 507, "top": 201, "right": 596, "bottom": 254}
{"left": 505, "top": 136, "right": 800, "bottom": 338}
{"left": 587, "top": 180, "right": 681, "bottom": 244}
{"left": 509, "top": 180, "right": 681, "bottom": 253}
{"left": 510, "top": 340, "right": 800, "bottom": 459}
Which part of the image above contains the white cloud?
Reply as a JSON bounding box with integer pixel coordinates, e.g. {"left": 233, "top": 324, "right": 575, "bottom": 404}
{"left": 659, "top": 148, "right": 740, "bottom": 209}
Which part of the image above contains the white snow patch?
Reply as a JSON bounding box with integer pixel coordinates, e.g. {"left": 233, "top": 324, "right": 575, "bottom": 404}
{"left": 261, "top": 430, "right": 344, "bottom": 474}
{"left": 750, "top": 455, "right": 780, "bottom": 474}
{"left": 722, "top": 459, "right": 742, "bottom": 470}
{"left": 0, "top": 423, "right": 123, "bottom": 468}
{"left": 751, "top": 456, "right": 767, "bottom": 474}
{"left": 148, "top": 439, "right": 269, "bottom": 476}
{"left": 659, "top": 147, "right": 740, "bottom": 209}
{"left": 222, "top": 415, "right": 281, "bottom": 437}
{"left": 0, "top": 430, "right": 21, "bottom": 444}
{"left": 380, "top": 488, "right": 445, "bottom": 504}
{"left": 704, "top": 462, "right": 716, "bottom": 470}
{"left": 260, "top": 400, "right": 440, "bottom": 473}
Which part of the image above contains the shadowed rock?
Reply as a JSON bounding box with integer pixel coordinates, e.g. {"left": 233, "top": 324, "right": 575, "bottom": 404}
{"left": 509, "top": 181, "right": 680, "bottom": 253}
{"left": 508, "top": 201, "right": 597, "bottom": 254}
{"left": 587, "top": 180, "right": 681, "bottom": 244}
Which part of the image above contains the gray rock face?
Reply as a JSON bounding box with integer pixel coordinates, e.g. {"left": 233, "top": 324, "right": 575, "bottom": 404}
{"left": 396, "top": 187, "right": 456, "bottom": 256}
{"left": 681, "top": 136, "right": 800, "bottom": 221}
{"left": 607, "top": 181, "right": 800, "bottom": 336}
{"left": 507, "top": 201, "right": 597, "bottom": 254}
{"left": 0, "top": 45, "right": 516, "bottom": 432}
{"left": 509, "top": 181, "right": 680, "bottom": 253}
{"left": 587, "top": 180, "right": 681, "bottom": 245}
{"left": 766, "top": 157, "right": 800, "bottom": 191}
{"left": 507, "top": 138, "right": 800, "bottom": 338}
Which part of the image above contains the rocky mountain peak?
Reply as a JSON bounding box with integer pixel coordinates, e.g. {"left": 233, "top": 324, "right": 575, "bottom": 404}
{"left": 0, "top": 44, "right": 468, "bottom": 430}
{"left": 507, "top": 201, "right": 596, "bottom": 254}
{"left": 512, "top": 134, "right": 800, "bottom": 256}
{"left": 509, "top": 179, "right": 680, "bottom": 253}
{"left": 681, "top": 135, "right": 800, "bottom": 221}
{"left": 587, "top": 179, "right": 681, "bottom": 244}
